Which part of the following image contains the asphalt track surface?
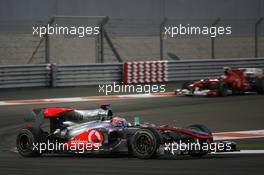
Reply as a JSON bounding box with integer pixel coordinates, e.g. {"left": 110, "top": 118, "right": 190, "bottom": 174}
{"left": 0, "top": 84, "right": 264, "bottom": 175}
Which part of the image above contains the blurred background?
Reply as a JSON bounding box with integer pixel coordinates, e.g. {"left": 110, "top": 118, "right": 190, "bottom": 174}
{"left": 0, "top": 0, "right": 263, "bottom": 65}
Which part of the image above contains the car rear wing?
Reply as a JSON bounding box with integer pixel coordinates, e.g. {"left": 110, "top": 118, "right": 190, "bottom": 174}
{"left": 24, "top": 105, "right": 113, "bottom": 132}
{"left": 24, "top": 108, "right": 75, "bottom": 132}
{"left": 241, "top": 68, "right": 263, "bottom": 78}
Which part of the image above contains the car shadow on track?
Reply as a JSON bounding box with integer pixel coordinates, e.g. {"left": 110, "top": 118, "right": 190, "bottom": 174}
{"left": 13, "top": 152, "right": 255, "bottom": 160}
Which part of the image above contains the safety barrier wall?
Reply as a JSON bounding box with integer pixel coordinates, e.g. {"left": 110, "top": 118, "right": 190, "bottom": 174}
{"left": 0, "top": 58, "right": 264, "bottom": 88}
{"left": 0, "top": 64, "right": 51, "bottom": 88}
{"left": 167, "top": 58, "right": 264, "bottom": 82}
{"left": 52, "top": 63, "right": 123, "bottom": 87}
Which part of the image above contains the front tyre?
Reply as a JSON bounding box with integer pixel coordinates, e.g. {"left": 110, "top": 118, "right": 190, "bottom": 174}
{"left": 16, "top": 128, "right": 45, "bottom": 157}
{"left": 131, "top": 128, "right": 160, "bottom": 159}
{"left": 217, "top": 81, "right": 228, "bottom": 97}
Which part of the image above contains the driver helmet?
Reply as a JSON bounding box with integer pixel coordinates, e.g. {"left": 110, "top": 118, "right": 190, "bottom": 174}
{"left": 111, "top": 117, "right": 128, "bottom": 126}
{"left": 223, "top": 66, "right": 231, "bottom": 75}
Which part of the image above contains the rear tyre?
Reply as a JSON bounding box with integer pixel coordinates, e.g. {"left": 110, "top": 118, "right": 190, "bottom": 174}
{"left": 187, "top": 124, "right": 213, "bottom": 157}
{"left": 256, "top": 77, "right": 264, "bottom": 94}
{"left": 217, "top": 81, "right": 228, "bottom": 97}
{"left": 131, "top": 128, "right": 160, "bottom": 159}
{"left": 16, "top": 128, "right": 46, "bottom": 157}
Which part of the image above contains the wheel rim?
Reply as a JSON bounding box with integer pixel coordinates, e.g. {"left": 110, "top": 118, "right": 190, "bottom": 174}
{"left": 134, "top": 133, "right": 154, "bottom": 154}
{"left": 19, "top": 134, "right": 31, "bottom": 151}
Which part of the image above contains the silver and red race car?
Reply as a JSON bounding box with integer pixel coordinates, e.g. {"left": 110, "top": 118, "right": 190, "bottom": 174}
{"left": 175, "top": 67, "right": 264, "bottom": 97}
{"left": 16, "top": 104, "right": 236, "bottom": 159}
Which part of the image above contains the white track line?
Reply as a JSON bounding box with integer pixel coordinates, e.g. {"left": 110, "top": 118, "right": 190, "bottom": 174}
{"left": 0, "top": 92, "right": 175, "bottom": 106}
{"left": 213, "top": 129, "right": 264, "bottom": 140}
{"left": 11, "top": 146, "right": 264, "bottom": 155}
{"left": 212, "top": 150, "right": 264, "bottom": 154}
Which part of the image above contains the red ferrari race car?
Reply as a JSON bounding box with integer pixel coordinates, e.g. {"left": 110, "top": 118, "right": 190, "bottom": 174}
{"left": 175, "top": 67, "right": 264, "bottom": 97}
{"left": 16, "top": 105, "right": 236, "bottom": 159}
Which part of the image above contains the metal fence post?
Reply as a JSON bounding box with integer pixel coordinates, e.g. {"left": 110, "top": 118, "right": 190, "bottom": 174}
{"left": 97, "top": 17, "right": 109, "bottom": 63}
{"left": 160, "top": 18, "right": 168, "bottom": 60}
{"left": 255, "top": 17, "right": 263, "bottom": 57}
{"left": 104, "top": 31, "right": 123, "bottom": 62}
{"left": 211, "top": 18, "right": 221, "bottom": 59}
{"left": 45, "top": 33, "right": 50, "bottom": 63}
{"left": 45, "top": 18, "right": 55, "bottom": 63}
{"left": 95, "top": 32, "right": 100, "bottom": 63}
{"left": 99, "top": 27, "right": 104, "bottom": 63}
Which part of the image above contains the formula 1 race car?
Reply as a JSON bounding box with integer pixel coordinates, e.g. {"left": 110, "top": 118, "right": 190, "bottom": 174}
{"left": 16, "top": 104, "right": 236, "bottom": 159}
{"left": 175, "top": 67, "right": 264, "bottom": 97}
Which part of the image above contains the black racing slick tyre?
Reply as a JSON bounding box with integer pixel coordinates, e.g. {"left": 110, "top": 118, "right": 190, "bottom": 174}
{"left": 131, "top": 128, "right": 160, "bottom": 159}
{"left": 16, "top": 128, "right": 46, "bottom": 157}
{"left": 217, "top": 81, "right": 228, "bottom": 97}
{"left": 256, "top": 77, "right": 264, "bottom": 94}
